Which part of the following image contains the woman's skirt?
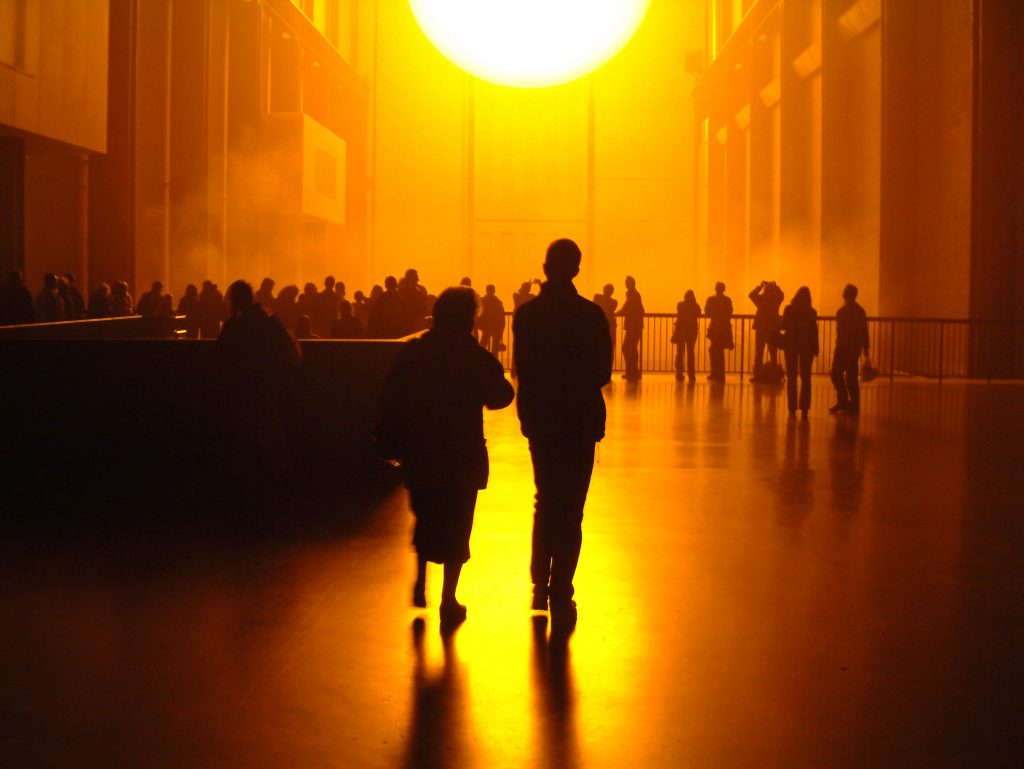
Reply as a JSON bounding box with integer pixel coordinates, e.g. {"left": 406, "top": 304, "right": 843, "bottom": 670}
{"left": 409, "top": 487, "right": 479, "bottom": 564}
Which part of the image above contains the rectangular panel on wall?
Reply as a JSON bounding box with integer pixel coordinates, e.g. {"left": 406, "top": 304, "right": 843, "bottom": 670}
{"left": 472, "top": 81, "right": 589, "bottom": 289}
{"left": 303, "top": 115, "right": 346, "bottom": 224}
{"left": 473, "top": 83, "right": 589, "bottom": 223}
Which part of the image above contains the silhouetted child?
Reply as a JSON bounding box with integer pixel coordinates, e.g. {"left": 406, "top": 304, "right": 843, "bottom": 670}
{"left": 377, "top": 286, "right": 514, "bottom": 624}
{"left": 293, "top": 314, "right": 318, "bottom": 340}
{"left": 87, "top": 283, "right": 112, "bottom": 319}
{"left": 331, "top": 300, "right": 364, "bottom": 338}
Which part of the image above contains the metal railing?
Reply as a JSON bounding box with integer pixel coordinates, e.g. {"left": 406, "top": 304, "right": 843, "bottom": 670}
{"left": 489, "top": 313, "right": 1024, "bottom": 380}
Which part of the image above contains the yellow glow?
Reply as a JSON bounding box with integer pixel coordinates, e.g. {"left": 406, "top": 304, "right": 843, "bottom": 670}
{"left": 408, "top": 0, "right": 651, "bottom": 88}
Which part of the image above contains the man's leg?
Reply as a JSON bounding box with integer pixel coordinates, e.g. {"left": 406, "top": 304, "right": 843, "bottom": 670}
{"left": 623, "top": 329, "right": 639, "bottom": 379}
{"left": 710, "top": 343, "right": 724, "bottom": 380}
{"left": 831, "top": 350, "right": 849, "bottom": 407}
{"left": 753, "top": 333, "right": 766, "bottom": 374}
{"left": 686, "top": 339, "right": 696, "bottom": 378}
{"left": 846, "top": 354, "right": 860, "bottom": 411}
{"left": 529, "top": 440, "right": 557, "bottom": 606}
{"left": 529, "top": 438, "right": 595, "bottom": 611}
{"left": 548, "top": 440, "right": 595, "bottom": 605}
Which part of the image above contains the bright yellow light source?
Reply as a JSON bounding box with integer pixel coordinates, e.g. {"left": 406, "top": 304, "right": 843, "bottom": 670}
{"left": 409, "top": 0, "right": 651, "bottom": 88}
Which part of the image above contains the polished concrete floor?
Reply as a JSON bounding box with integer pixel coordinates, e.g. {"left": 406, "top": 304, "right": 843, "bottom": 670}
{"left": 2, "top": 376, "right": 1023, "bottom": 768}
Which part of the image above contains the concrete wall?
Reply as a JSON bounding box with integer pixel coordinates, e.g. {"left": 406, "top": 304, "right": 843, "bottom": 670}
{"left": 0, "top": 0, "right": 109, "bottom": 153}
{"left": 0, "top": 338, "right": 404, "bottom": 526}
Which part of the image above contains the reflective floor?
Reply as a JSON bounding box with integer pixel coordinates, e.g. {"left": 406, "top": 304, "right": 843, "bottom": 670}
{"left": 2, "top": 376, "right": 1023, "bottom": 768}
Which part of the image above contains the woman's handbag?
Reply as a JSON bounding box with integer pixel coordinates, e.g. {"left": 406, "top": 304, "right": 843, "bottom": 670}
{"left": 861, "top": 356, "right": 879, "bottom": 382}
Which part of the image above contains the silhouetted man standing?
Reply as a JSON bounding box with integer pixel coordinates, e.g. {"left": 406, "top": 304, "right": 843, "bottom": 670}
{"left": 513, "top": 239, "right": 612, "bottom": 625}
{"left": 617, "top": 276, "right": 644, "bottom": 381}
{"left": 830, "top": 284, "right": 870, "bottom": 415}
{"left": 705, "top": 282, "right": 734, "bottom": 382}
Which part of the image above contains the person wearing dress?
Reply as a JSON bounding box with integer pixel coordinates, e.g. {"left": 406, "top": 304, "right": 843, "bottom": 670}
{"left": 377, "top": 286, "right": 515, "bottom": 624}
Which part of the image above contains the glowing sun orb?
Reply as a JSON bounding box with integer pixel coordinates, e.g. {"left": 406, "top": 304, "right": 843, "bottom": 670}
{"left": 408, "top": 0, "right": 651, "bottom": 88}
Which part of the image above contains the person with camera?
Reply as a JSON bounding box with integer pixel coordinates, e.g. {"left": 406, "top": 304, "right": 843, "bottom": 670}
{"left": 748, "top": 280, "right": 785, "bottom": 382}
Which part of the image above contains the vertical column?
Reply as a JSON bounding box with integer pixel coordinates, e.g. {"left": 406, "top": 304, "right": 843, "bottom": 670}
{"left": 0, "top": 138, "right": 26, "bottom": 279}
{"left": 970, "top": 0, "right": 1024, "bottom": 375}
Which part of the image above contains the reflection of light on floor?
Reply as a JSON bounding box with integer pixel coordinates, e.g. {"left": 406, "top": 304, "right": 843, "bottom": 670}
{"left": 6, "top": 376, "right": 1023, "bottom": 768}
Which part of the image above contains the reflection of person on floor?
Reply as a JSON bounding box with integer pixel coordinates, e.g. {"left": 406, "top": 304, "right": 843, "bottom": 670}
{"left": 403, "top": 618, "right": 467, "bottom": 769}
{"left": 513, "top": 239, "right": 612, "bottom": 625}
{"left": 672, "top": 290, "right": 701, "bottom": 381}
{"left": 748, "top": 280, "right": 784, "bottom": 379}
{"left": 704, "top": 282, "right": 734, "bottom": 382}
{"left": 780, "top": 286, "right": 819, "bottom": 419}
{"left": 616, "top": 276, "right": 644, "bottom": 381}
{"left": 377, "top": 287, "right": 514, "bottom": 625}
{"left": 830, "top": 283, "right": 870, "bottom": 416}
{"left": 530, "top": 615, "right": 579, "bottom": 768}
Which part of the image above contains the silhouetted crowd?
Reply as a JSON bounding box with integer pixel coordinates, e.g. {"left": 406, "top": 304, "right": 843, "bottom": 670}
{"left": 1, "top": 267, "right": 872, "bottom": 418}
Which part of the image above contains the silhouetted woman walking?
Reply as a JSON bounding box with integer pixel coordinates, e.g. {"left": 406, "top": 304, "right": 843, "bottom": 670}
{"left": 377, "top": 286, "right": 515, "bottom": 624}
{"left": 779, "top": 286, "right": 819, "bottom": 419}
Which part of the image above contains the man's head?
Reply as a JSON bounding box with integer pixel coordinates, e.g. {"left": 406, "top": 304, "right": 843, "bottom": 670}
{"left": 432, "top": 286, "right": 477, "bottom": 335}
{"left": 334, "top": 281, "right": 346, "bottom": 296}
{"left": 227, "top": 280, "right": 254, "bottom": 315}
{"left": 485, "top": 284, "right": 496, "bottom": 296}
{"left": 603, "top": 284, "right": 614, "bottom": 297}
{"left": 625, "top": 275, "right": 636, "bottom": 290}
{"left": 152, "top": 280, "right": 164, "bottom": 293}
{"left": 339, "top": 299, "right": 353, "bottom": 318}
{"left": 843, "top": 283, "right": 858, "bottom": 302}
{"left": 519, "top": 281, "right": 531, "bottom": 293}
{"left": 715, "top": 281, "right": 726, "bottom": 295}
{"left": 460, "top": 276, "right": 472, "bottom": 288}
{"left": 324, "top": 276, "right": 335, "bottom": 290}
{"left": 405, "top": 269, "right": 419, "bottom": 284}
{"left": 43, "top": 273, "right": 58, "bottom": 291}
{"left": 385, "top": 275, "right": 398, "bottom": 291}
{"left": 543, "top": 239, "right": 581, "bottom": 283}
{"left": 64, "top": 273, "right": 76, "bottom": 286}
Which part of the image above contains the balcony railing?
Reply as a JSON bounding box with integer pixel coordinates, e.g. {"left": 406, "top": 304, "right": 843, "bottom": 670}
{"left": 490, "top": 313, "right": 1024, "bottom": 381}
